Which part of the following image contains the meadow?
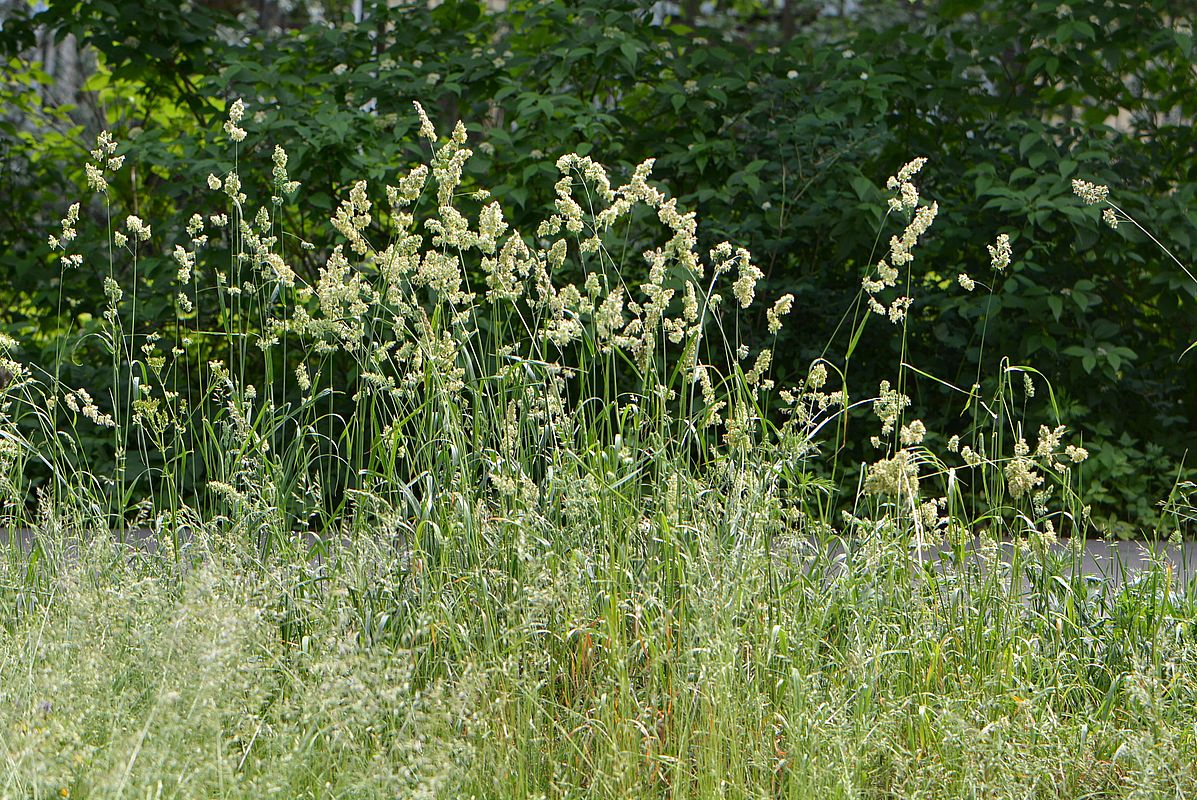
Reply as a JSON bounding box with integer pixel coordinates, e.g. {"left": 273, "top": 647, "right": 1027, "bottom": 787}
{"left": 1, "top": 100, "right": 1195, "bottom": 799}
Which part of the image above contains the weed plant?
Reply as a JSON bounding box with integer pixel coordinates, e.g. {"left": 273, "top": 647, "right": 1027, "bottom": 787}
{"left": 0, "top": 102, "right": 1195, "bottom": 798}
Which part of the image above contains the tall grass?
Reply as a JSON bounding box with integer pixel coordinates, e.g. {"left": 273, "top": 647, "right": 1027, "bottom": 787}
{"left": 1, "top": 102, "right": 1195, "bottom": 798}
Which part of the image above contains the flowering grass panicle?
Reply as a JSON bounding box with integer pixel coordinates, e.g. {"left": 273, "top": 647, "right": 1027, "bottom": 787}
{"left": 987, "top": 232, "right": 1012, "bottom": 271}
{"left": 223, "top": 97, "right": 247, "bottom": 142}
{"left": 1071, "top": 178, "right": 1109, "bottom": 205}
{"left": 864, "top": 160, "right": 938, "bottom": 322}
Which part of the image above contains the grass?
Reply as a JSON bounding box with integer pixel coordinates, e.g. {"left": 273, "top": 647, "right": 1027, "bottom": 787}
{"left": 1, "top": 102, "right": 1196, "bottom": 798}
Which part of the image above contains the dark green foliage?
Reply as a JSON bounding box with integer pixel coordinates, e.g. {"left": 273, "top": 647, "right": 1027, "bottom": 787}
{"left": 2, "top": 0, "right": 1194, "bottom": 534}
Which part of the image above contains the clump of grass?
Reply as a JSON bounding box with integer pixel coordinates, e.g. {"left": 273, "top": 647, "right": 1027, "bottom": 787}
{"left": 1, "top": 101, "right": 1195, "bottom": 798}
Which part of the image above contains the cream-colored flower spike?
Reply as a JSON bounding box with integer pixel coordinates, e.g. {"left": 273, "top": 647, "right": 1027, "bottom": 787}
{"left": 1071, "top": 178, "right": 1109, "bottom": 205}
{"left": 413, "top": 100, "right": 437, "bottom": 141}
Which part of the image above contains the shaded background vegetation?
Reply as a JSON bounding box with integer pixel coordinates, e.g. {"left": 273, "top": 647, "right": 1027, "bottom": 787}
{"left": 1, "top": 0, "right": 1195, "bottom": 535}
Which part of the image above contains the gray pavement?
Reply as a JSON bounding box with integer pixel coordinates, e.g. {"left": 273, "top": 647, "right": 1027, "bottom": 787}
{"left": 4, "top": 528, "right": 1197, "bottom": 590}
{"left": 912, "top": 537, "right": 1197, "bottom": 588}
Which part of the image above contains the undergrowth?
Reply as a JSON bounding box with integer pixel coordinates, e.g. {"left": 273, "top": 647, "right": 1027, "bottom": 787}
{"left": 0, "top": 101, "right": 1195, "bottom": 798}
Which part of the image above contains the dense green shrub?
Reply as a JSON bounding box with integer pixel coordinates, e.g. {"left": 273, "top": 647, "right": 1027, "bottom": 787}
{"left": 2, "top": 0, "right": 1194, "bottom": 533}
